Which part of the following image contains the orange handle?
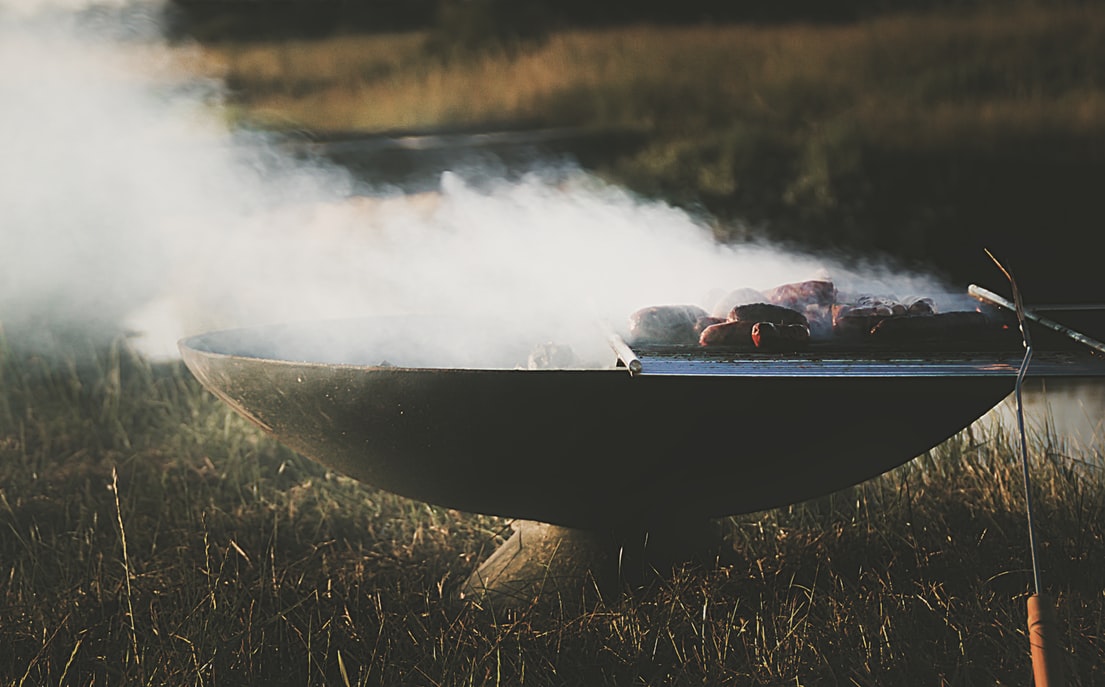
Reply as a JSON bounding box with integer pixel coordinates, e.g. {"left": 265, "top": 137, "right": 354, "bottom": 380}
{"left": 1027, "top": 594, "right": 1064, "bottom": 687}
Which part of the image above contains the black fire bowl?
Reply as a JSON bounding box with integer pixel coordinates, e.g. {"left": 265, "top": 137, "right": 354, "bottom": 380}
{"left": 179, "top": 315, "right": 1103, "bottom": 605}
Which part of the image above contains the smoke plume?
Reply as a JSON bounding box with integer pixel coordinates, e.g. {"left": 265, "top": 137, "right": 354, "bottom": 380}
{"left": 0, "top": 0, "right": 957, "bottom": 364}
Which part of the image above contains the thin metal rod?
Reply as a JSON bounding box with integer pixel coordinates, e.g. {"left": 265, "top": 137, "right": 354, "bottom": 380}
{"left": 984, "top": 251, "right": 1043, "bottom": 595}
{"left": 1030, "top": 303, "right": 1105, "bottom": 312}
{"left": 600, "top": 323, "right": 642, "bottom": 376}
{"left": 1015, "top": 342, "right": 1042, "bottom": 594}
{"left": 968, "top": 284, "right": 1105, "bottom": 356}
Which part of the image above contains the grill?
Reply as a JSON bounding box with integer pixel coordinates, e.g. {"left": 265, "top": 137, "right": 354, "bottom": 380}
{"left": 178, "top": 306, "right": 1105, "bottom": 531}
{"left": 179, "top": 301, "right": 1105, "bottom": 603}
{"left": 173, "top": 275, "right": 1105, "bottom": 603}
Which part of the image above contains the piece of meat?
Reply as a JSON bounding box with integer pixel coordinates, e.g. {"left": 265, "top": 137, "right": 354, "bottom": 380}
{"left": 694, "top": 316, "right": 726, "bottom": 336}
{"left": 728, "top": 302, "right": 808, "bottom": 327}
{"left": 849, "top": 306, "right": 894, "bottom": 318}
{"left": 904, "top": 297, "right": 936, "bottom": 316}
{"left": 751, "top": 322, "right": 811, "bottom": 351}
{"left": 710, "top": 287, "right": 768, "bottom": 318}
{"left": 832, "top": 307, "right": 893, "bottom": 340}
{"left": 851, "top": 295, "right": 906, "bottom": 316}
{"left": 763, "top": 279, "right": 836, "bottom": 310}
{"left": 699, "top": 320, "right": 757, "bottom": 347}
{"left": 628, "top": 304, "right": 709, "bottom": 345}
{"left": 831, "top": 303, "right": 852, "bottom": 325}
{"left": 867, "top": 311, "right": 1011, "bottom": 344}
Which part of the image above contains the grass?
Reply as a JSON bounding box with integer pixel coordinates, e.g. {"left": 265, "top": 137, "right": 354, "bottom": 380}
{"left": 1, "top": 324, "right": 1103, "bottom": 685}
{"left": 200, "top": 6, "right": 1105, "bottom": 145}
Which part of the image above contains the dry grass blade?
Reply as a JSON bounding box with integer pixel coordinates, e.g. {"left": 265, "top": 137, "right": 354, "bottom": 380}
{"left": 112, "top": 465, "right": 142, "bottom": 673}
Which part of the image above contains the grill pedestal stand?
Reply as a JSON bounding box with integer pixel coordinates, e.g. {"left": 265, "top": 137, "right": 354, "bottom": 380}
{"left": 459, "top": 519, "right": 726, "bottom": 609}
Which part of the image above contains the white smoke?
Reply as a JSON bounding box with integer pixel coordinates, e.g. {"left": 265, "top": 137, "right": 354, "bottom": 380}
{"left": 0, "top": 0, "right": 956, "bottom": 363}
{"left": 1, "top": 1, "right": 355, "bottom": 348}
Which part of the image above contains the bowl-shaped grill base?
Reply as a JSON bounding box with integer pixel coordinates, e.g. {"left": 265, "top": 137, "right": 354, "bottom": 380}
{"left": 179, "top": 318, "right": 1018, "bottom": 528}
{"left": 177, "top": 315, "right": 1105, "bottom": 608}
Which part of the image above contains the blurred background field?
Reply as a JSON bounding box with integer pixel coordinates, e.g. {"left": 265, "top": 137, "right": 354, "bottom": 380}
{"left": 183, "top": 0, "right": 1105, "bottom": 298}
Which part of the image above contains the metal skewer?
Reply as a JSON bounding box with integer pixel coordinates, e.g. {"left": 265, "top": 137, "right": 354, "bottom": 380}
{"left": 983, "top": 251, "right": 1063, "bottom": 687}
{"left": 969, "top": 283, "right": 1105, "bottom": 356}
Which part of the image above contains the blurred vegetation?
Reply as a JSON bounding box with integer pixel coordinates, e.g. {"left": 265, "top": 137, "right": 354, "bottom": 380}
{"left": 2, "top": 326, "right": 1103, "bottom": 684}
{"left": 166, "top": 0, "right": 1105, "bottom": 41}
{"left": 423, "top": 0, "right": 552, "bottom": 60}
{"left": 197, "top": 4, "right": 1105, "bottom": 297}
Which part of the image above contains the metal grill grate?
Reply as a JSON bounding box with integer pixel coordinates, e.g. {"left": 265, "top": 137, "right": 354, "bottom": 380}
{"left": 619, "top": 345, "right": 1105, "bottom": 378}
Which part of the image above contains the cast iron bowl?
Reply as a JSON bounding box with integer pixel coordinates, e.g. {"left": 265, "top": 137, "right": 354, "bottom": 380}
{"left": 179, "top": 316, "right": 1020, "bottom": 530}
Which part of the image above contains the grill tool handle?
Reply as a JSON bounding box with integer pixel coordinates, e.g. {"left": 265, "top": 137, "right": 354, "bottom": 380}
{"left": 1027, "top": 593, "right": 1065, "bottom": 687}
{"left": 968, "top": 284, "right": 1105, "bottom": 356}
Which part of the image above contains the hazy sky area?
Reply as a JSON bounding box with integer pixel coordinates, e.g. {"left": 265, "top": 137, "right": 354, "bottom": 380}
{"left": 0, "top": 0, "right": 965, "bottom": 362}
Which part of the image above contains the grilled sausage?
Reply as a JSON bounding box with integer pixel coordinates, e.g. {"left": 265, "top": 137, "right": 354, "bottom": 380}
{"left": 710, "top": 287, "right": 768, "bottom": 318}
{"left": 694, "top": 316, "right": 726, "bottom": 336}
{"left": 728, "top": 302, "right": 808, "bottom": 327}
{"left": 751, "top": 322, "right": 811, "bottom": 351}
{"left": 699, "top": 320, "right": 757, "bottom": 347}
{"left": 868, "top": 311, "right": 1005, "bottom": 344}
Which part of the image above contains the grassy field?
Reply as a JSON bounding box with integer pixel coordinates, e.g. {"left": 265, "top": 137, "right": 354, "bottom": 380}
{"left": 1, "top": 325, "right": 1103, "bottom": 684}
{"left": 201, "top": 6, "right": 1105, "bottom": 146}
{"left": 197, "top": 4, "right": 1105, "bottom": 298}
{"left": 4, "top": 6, "right": 1105, "bottom": 685}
